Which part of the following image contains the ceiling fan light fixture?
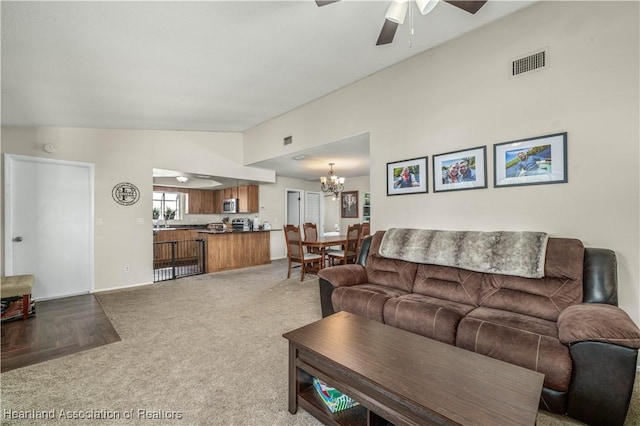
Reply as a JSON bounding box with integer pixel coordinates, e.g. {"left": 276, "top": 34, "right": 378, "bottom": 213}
{"left": 176, "top": 176, "right": 189, "bottom": 183}
{"left": 416, "top": 0, "right": 440, "bottom": 15}
{"left": 385, "top": 1, "right": 409, "bottom": 24}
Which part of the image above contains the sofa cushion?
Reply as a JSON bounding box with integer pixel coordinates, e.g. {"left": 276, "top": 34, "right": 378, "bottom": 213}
{"left": 332, "top": 284, "right": 409, "bottom": 323}
{"left": 364, "top": 232, "right": 418, "bottom": 292}
{"left": 543, "top": 238, "right": 585, "bottom": 280}
{"left": 413, "top": 264, "right": 483, "bottom": 306}
{"left": 477, "top": 238, "right": 584, "bottom": 322}
{"left": 457, "top": 307, "right": 572, "bottom": 392}
{"left": 383, "top": 294, "right": 476, "bottom": 345}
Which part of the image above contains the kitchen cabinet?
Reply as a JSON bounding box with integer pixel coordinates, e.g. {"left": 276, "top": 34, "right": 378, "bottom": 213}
{"left": 200, "top": 230, "right": 270, "bottom": 272}
{"left": 222, "top": 187, "right": 237, "bottom": 200}
{"left": 211, "top": 190, "right": 222, "bottom": 214}
{"left": 218, "top": 185, "right": 259, "bottom": 213}
{"left": 188, "top": 189, "right": 215, "bottom": 214}
{"left": 237, "top": 184, "right": 259, "bottom": 213}
{"left": 154, "top": 184, "right": 258, "bottom": 215}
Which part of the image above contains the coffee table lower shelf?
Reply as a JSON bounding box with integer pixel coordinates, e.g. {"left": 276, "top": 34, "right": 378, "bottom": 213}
{"left": 296, "top": 367, "right": 388, "bottom": 426}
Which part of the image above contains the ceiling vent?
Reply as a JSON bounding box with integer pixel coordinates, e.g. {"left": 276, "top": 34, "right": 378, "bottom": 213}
{"left": 283, "top": 135, "right": 293, "bottom": 146}
{"left": 511, "top": 48, "right": 548, "bottom": 77}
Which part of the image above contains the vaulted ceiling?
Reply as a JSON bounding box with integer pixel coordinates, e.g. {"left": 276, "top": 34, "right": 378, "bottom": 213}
{"left": 2, "top": 1, "right": 534, "bottom": 182}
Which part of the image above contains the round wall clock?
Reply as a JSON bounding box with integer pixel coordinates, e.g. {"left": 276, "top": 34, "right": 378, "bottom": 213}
{"left": 112, "top": 182, "right": 140, "bottom": 206}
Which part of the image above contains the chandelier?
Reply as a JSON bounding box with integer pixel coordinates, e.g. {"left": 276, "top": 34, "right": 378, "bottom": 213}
{"left": 320, "top": 163, "right": 345, "bottom": 198}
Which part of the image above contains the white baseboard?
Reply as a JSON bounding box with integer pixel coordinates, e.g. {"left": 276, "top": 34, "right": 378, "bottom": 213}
{"left": 94, "top": 281, "right": 154, "bottom": 294}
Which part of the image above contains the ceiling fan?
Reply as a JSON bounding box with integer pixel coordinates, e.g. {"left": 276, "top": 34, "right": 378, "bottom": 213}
{"left": 316, "top": 0, "right": 487, "bottom": 46}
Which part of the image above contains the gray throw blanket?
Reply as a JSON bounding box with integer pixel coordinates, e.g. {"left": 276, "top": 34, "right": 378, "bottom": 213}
{"left": 379, "top": 228, "right": 549, "bottom": 278}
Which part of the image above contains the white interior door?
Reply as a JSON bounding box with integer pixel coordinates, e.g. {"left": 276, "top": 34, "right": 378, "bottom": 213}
{"left": 286, "top": 190, "right": 302, "bottom": 227}
{"left": 4, "top": 154, "right": 94, "bottom": 300}
{"left": 304, "top": 191, "right": 322, "bottom": 230}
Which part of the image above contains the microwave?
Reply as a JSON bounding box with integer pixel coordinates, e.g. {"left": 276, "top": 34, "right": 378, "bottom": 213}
{"left": 222, "top": 198, "right": 238, "bottom": 214}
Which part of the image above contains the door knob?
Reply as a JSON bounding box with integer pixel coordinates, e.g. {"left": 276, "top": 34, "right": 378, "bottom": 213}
{"left": 13, "top": 236, "right": 23, "bottom": 242}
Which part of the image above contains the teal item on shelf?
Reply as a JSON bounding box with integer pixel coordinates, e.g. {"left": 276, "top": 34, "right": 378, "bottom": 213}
{"left": 312, "top": 377, "right": 359, "bottom": 413}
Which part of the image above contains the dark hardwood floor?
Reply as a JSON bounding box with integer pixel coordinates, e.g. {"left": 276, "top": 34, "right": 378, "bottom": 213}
{"left": 1, "top": 294, "right": 120, "bottom": 373}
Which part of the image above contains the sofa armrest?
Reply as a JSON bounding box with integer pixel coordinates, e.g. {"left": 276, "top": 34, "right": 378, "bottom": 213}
{"left": 566, "top": 341, "right": 638, "bottom": 426}
{"left": 317, "top": 265, "right": 368, "bottom": 318}
{"left": 558, "top": 303, "right": 640, "bottom": 349}
{"left": 317, "top": 265, "right": 368, "bottom": 288}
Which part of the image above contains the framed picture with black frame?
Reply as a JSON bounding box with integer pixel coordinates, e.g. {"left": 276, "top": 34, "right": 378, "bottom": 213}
{"left": 387, "top": 157, "right": 428, "bottom": 196}
{"left": 494, "top": 132, "right": 567, "bottom": 188}
{"left": 433, "top": 146, "right": 487, "bottom": 193}
{"left": 340, "top": 190, "right": 359, "bottom": 219}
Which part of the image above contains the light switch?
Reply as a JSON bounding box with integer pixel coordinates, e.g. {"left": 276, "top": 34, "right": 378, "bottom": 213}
{"left": 96, "top": 218, "right": 103, "bottom": 226}
{"left": 136, "top": 218, "right": 145, "bottom": 225}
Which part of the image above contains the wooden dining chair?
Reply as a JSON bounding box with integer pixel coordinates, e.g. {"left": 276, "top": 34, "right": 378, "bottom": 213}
{"left": 327, "top": 223, "right": 361, "bottom": 266}
{"left": 303, "top": 223, "right": 320, "bottom": 255}
{"left": 360, "top": 222, "right": 370, "bottom": 238}
{"left": 358, "top": 222, "right": 371, "bottom": 257}
{"left": 284, "top": 224, "right": 323, "bottom": 281}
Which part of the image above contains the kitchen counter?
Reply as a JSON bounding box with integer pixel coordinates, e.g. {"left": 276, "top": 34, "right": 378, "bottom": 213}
{"left": 197, "top": 229, "right": 274, "bottom": 234}
{"left": 199, "top": 230, "right": 271, "bottom": 272}
{"left": 154, "top": 225, "right": 208, "bottom": 231}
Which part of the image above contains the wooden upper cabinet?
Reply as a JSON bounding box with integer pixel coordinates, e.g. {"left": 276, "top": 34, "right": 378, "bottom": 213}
{"left": 238, "top": 184, "right": 259, "bottom": 213}
{"left": 155, "top": 184, "right": 257, "bottom": 214}
{"left": 187, "top": 189, "right": 215, "bottom": 214}
{"left": 222, "top": 187, "right": 237, "bottom": 200}
{"left": 212, "top": 190, "right": 222, "bottom": 214}
{"left": 187, "top": 189, "right": 201, "bottom": 214}
{"left": 201, "top": 190, "right": 215, "bottom": 213}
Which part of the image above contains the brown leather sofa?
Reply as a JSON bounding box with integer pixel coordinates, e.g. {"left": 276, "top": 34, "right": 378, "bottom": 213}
{"left": 318, "top": 230, "right": 640, "bottom": 426}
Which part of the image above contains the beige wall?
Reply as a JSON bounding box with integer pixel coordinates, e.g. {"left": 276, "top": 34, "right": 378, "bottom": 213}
{"left": 244, "top": 2, "right": 640, "bottom": 324}
{"left": 0, "top": 126, "right": 262, "bottom": 291}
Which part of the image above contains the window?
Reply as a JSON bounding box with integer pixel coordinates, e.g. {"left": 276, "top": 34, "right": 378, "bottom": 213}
{"left": 153, "top": 191, "right": 182, "bottom": 220}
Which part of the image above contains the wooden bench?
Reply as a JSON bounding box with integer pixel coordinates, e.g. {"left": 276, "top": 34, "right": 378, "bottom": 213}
{"left": 1, "top": 274, "right": 35, "bottom": 321}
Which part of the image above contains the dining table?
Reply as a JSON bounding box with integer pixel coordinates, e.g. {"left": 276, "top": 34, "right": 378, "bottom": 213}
{"left": 302, "top": 234, "right": 347, "bottom": 269}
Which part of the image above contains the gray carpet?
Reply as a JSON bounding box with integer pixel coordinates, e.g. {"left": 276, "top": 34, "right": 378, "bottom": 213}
{"left": 1, "top": 259, "right": 638, "bottom": 425}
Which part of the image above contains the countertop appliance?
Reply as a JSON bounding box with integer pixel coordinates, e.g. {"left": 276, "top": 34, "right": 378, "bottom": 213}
{"left": 223, "top": 198, "right": 238, "bottom": 214}
{"left": 232, "top": 218, "right": 251, "bottom": 231}
{"left": 207, "top": 222, "right": 226, "bottom": 232}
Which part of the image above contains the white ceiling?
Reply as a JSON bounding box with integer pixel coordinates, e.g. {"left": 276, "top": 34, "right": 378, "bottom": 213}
{"left": 2, "top": 0, "right": 535, "bottom": 182}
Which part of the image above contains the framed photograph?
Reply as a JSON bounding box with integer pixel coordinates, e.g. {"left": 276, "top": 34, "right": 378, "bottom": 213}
{"left": 494, "top": 132, "right": 567, "bottom": 188}
{"left": 340, "top": 191, "right": 359, "bottom": 219}
{"left": 387, "top": 157, "right": 428, "bottom": 196}
{"left": 433, "top": 146, "right": 487, "bottom": 193}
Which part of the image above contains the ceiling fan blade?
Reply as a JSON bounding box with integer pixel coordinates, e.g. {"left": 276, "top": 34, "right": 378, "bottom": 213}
{"left": 443, "top": 0, "right": 487, "bottom": 14}
{"left": 376, "top": 19, "right": 399, "bottom": 46}
{"left": 316, "top": 0, "right": 340, "bottom": 6}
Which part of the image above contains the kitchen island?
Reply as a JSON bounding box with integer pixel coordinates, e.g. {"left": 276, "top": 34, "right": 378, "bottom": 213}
{"left": 198, "top": 230, "right": 272, "bottom": 272}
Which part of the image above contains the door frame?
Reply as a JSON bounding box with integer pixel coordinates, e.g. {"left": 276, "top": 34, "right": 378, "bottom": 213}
{"left": 4, "top": 153, "right": 95, "bottom": 295}
{"left": 285, "top": 188, "right": 304, "bottom": 227}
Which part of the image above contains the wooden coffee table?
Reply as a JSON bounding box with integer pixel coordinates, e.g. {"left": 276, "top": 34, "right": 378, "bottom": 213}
{"left": 283, "top": 311, "right": 544, "bottom": 425}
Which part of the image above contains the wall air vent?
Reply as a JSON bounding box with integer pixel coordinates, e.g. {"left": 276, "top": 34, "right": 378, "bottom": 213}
{"left": 284, "top": 135, "right": 293, "bottom": 146}
{"left": 511, "top": 49, "right": 549, "bottom": 77}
